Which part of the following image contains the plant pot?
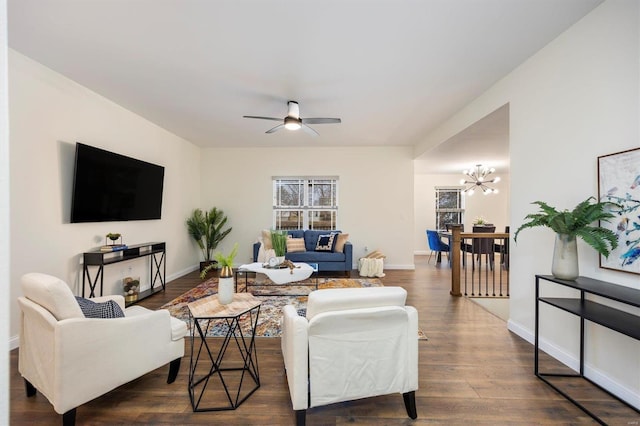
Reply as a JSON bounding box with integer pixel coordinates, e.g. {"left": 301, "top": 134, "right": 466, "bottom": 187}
{"left": 200, "top": 260, "right": 217, "bottom": 272}
{"left": 123, "top": 276, "right": 140, "bottom": 302}
{"left": 552, "top": 233, "right": 579, "bottom": 280}
{"left": 217, "top": 266, "right": 234, "bottom": 304}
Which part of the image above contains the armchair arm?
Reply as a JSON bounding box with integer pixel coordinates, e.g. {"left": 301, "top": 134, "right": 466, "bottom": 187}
{"left": 52, "top": 309, "right": 181, "bottom": 413}
{"left": 406, "top": 306, "right": 419, "bottom": 391}
{"left": 343, "top": 242, "right": 353, "bottom": 269}
{"left": 281, "top": 305, "right": 309, "bottom": 410}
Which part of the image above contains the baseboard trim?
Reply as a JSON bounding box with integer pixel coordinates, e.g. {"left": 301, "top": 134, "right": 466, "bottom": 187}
{"left": 9, "top": 334, "right": 19, "bottom": 351}
{"left": 507, "top": 320, "right": 640, "bottom": 410}
{"left": 167, "top": 264, "right": 198, "bottom": 282}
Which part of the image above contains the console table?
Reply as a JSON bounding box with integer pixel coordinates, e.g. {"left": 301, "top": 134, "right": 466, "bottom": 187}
{"left": 82, "top": 242, "right": 166, "bottom": 304}
{"left": 535, "top": 274, "right": 640, "bottom": 424}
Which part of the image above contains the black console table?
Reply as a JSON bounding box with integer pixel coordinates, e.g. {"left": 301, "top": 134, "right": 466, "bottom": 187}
{"left": 82, "top": 242, "right": 166, "bottom": 304}
{"left": 535, "top": 274, "right": 640, "bottom": 424}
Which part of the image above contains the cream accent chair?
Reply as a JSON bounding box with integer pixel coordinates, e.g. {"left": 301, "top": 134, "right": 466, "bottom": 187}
{"left": 17, "top": 273, "right": 187, "bottom": 426}
{"left": 281, "top": 287, "right": 419, "bottom": 425}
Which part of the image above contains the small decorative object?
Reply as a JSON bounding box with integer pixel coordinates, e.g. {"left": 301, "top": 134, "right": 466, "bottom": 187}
{"left": 598, "top": 147, "right": 640, "bottom": 275}
{"left": 106, "top": 233, "right": 122, "bottom": 245}
{"left": 122, "top": 276, "right": 140, "bottom": 302}
{"left": 270, "top": 230, "right": 288, "bottom": 265}
{"left": 514, "top": 197, "right": 619, "bottom": 280}
{"left": 204, "top": 243, "right": 238, "bottom": 304}
{"left": 473, "top": 216, "right": 487, "bottom": 225}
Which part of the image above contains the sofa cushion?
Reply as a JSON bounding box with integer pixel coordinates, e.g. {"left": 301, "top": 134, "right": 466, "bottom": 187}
{"left": 261, "top": 229, "right": 273, "bottom": 249}
{"left": 304, "top": 230, "right": 341, "bottom": 252}
{"left": 286, "top": 251, "right": 345, "bottom": 263}
{"left": 334, "top": 233, "right": 349, "bottom": 253}
{"left": 287, "top": 229, "right": 305, "bottom": 239}
{"left": 315, "top": 233, "right": 337, "bottom": 252}
{"left": 287, "top": 237, "right": 306, "bottom": 253}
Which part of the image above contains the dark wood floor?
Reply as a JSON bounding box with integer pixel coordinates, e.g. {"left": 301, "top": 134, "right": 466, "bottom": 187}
{"left": 10, "top": 256, "right": 639, "bottom": 425}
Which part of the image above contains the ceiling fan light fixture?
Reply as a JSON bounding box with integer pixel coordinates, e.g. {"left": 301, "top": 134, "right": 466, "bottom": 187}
{"left": 284, "top": 116, "right": 302, "bottom": 131}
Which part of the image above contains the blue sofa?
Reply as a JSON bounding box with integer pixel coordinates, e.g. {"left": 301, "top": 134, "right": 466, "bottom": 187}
{"left": 253, "top": 230, "right": 352, "bottom": 273}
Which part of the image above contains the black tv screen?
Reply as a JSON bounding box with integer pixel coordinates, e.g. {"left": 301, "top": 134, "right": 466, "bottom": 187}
{"left": 70, "top": 143, "right": 165, "bottom": 223}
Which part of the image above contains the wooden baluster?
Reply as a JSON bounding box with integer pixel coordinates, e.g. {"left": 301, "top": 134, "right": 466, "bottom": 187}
{"left": 450, "top": 225, "right": 462, "bottom": 296}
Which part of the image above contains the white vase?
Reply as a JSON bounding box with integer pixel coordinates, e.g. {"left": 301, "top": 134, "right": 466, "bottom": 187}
{"left": 217, "top": 265, "right": 235, "bottom": 304}
{"left": 551, "top": 233, "right": 579, "bottom": 280}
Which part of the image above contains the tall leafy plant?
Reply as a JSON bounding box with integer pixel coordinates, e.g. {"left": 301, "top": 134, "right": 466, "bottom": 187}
{"left": 186, "top": 207, "right": 232, "bottom": 261}
{"left": 270, "top": 230, "right": 288, "bottom": 257}
{"left": 514, "top": 196, "right": 619, "bottom": 257}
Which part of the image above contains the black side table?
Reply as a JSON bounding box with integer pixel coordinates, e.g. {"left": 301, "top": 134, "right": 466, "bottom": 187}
{"left": 187, "top": 292, "right": 262, "bottom": 411}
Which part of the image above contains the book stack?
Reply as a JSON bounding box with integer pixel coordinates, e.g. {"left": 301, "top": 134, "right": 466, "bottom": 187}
{"left": 100, "top": 244, "right": 128, "bottom": 252}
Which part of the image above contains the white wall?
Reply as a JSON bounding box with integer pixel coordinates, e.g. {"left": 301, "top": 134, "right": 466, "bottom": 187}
{"left": 8, "top": 50, "right": 202, "bottom": 344}
{"left": 0, "top": 0, "right": 9, "bottom": 422}
{"left": 414, "top": 172, "right": 510, "bottom": 253}
{"left": 200, "top": 146, "right": 416, "bottom": 270}
{"left": 417, "top": 0, "right": 640, "bottom": 408}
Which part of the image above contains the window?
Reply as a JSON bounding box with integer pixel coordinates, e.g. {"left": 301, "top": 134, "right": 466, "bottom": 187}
{"left": 273, "top": 177, "right": 338, "bottom": 230}
{"left": 435, "top": 186, "right": 464, "bottom": 230}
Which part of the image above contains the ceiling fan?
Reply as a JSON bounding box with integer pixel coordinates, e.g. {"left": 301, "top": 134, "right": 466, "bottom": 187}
{"left": 243, "top": 101, "right": 341, "bottom": 136}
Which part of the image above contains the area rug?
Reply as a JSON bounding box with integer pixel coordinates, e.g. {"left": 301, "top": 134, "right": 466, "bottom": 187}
{"left": 160, "top": 276, "right": 426, "bottom": 339}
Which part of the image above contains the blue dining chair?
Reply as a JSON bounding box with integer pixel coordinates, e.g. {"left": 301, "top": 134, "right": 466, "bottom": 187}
{"left": 426, "top": 230, "right": 450, "bottom": 264}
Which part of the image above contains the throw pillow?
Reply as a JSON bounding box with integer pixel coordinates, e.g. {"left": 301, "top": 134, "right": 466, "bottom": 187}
{"left": 286, "top": 237, "right": 306, "bottom": 253}
{"left": 261, "top": 229, "right": 273, "bottom": 250}
{"left": 334, "top": 233, "right": 349, "bottom": 253}
{"left": 315, "top": 233, "right": 337, "bottom": 252}
{"left": 75, "top": 296, "right": 125, "bottom": 319}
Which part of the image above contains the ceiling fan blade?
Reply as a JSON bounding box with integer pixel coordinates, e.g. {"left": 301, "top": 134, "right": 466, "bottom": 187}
{"left": 301, "top": 124, "right": 319, "bottom": 137}
{"left": 266, "top": 124, "right": 285, "bottom": 134}
{"left": 301, "top": 117, "right": 342, "bottom": 125}
{"left": 243, "top": 115, "right": 283, "bottom": 122}
{"left": 287, "top": 101, "right": 300, "bottom": 119}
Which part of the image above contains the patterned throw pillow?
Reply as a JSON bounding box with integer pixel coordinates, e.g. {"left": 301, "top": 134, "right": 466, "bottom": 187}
{"left": 75, "top": 296, "right": 125, "bottom": 319}
{"left": 315, "top": 233, "right": 337, "bottom": 252}
{"left": 286, "top": 237, "right": 306, "bottom": 253}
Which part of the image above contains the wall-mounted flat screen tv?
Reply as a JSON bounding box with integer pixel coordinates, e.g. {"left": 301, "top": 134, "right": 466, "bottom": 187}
{"left": 70, "top": 142, "right": 165, "bottom": 223}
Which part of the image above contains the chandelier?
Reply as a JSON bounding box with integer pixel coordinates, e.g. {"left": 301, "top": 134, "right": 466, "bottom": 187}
{"left": 460, "top": 164, "right": 500, "bottom": 195}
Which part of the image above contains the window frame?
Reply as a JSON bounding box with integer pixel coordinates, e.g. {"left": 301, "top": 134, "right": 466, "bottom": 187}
{"left": 435, "top": 186, "right": 465, "bottom": 231}
{"left": 273, "top": 176, "right": 339, "bottom": 230}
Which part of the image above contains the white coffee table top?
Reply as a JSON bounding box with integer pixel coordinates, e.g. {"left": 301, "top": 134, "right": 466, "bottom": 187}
{"left": 238, "top": 262, "right": 315, "bottom": 284}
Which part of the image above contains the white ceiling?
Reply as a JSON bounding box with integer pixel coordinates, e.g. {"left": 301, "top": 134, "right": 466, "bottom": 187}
{"left": 8, "top": 0, "right": 601, "bottom": 173}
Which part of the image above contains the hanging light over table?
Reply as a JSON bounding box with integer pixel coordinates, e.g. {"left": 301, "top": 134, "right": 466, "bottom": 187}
{"left": 460, "top": 164, "right": 500, "bottom": 195}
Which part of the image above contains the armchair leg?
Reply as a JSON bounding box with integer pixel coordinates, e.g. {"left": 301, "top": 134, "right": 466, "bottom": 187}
{"left": 167, "top": 358, "right": 181, "bottom": 384}
{"left": 403, "top": 391, "right": 417, "bottom": 419}
{"left": 62, "top": 408, "right": 76, "bottom": 426}
{"left": 295, "top": 409, "right": 306, "bottom": 426}
{"left": 24, "top": 379, "right": 36, "bottom": 397}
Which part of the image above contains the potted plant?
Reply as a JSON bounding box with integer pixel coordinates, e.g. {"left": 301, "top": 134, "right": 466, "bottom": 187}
{"left": 514, "top": 196, "right": 619, "bottom": 280}
{"left": 270, "top": 230, "right": 288, "bottom": 264}
{"left": 202, "top": 243, "right": 238, "bottom": 304}
{"left": 186, "top": 207, "right": 232, "bottom": 272}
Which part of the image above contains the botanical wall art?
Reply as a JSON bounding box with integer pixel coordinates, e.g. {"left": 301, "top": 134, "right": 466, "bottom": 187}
{"left": 598, "top": 147, "right": 640, "bottom": 275}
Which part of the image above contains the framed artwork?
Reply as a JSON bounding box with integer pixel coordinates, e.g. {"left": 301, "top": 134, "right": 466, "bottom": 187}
{"left": 597, "top": 147, "right": 640, "bottom": 275}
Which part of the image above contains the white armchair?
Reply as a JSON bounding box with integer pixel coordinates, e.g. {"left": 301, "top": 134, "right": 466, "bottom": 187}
{"left": 281, "top": 286, "right": 419, "bottom": 425}
{"left": 17, "top": 273, "right": 187, "bottom": 426}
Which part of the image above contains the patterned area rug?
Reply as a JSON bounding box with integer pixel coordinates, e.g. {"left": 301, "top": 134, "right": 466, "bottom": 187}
{"left": 160, "top": 276, "right": 386, "bottom": 337}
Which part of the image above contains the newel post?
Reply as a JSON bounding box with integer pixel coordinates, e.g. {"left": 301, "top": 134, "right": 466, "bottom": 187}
{"left": 450, "top": 225, "right": 462, "bottom": 296}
